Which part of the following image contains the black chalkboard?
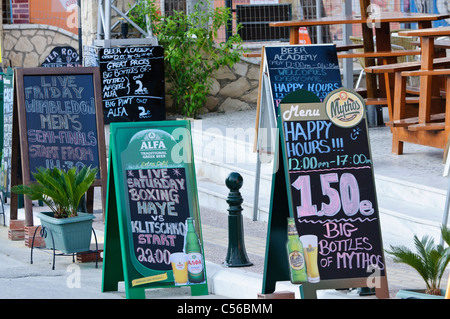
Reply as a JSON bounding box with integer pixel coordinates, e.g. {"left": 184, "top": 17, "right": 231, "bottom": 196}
{"left": 264, "top": 44, "right": 341, "bottom": 111}
{"left": 126, "top": 167, "right": 191, "bottom": 272}
{"left": 12, "top": 67, "right": 107, "bottom": 225}
{"left": 262, "top": 88, "right": 389, "bottom": 298}
{"left": 282, "top": 89, "right": 384, "bottom": 281}
{"left": 41, "top": 46, "right": 80, "bottom": 68}
{"left": 254, "top": 44, "right": 342, "bottom": 155}
{"left": 99, "top": 46, "right": 166, "bottom": 124}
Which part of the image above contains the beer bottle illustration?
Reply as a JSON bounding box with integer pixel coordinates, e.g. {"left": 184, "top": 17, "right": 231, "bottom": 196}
{"left": 184, "top": 217, "right": 205, "bottom": 283}
{"left": 286, "top": 218, "right": 307, "bottom": 283}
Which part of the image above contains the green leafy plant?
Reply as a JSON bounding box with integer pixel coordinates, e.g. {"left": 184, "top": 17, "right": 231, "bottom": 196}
{"left": 130, "top": 0, "right": 246, "bottom": 118}
{"left": 11, "top": 166, "right": 98, "bottom": 219}
{"left": 385, "top": 225, "right": 450, "bottom": 295}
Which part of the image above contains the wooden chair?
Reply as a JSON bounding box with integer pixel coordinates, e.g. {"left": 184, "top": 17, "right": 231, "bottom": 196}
{"left": 390, "top": 29, "right": 419, "bottom": 63}
{"left": 365, "top": 56, "right": 450, "bottom": 124}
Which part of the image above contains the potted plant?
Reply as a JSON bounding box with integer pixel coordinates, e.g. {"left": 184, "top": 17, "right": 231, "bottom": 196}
{"left": 12, "top": 166, "right": 98, "bottom": 254}
{"left": 385, "top": 225, "right": 450, "bottom": 299}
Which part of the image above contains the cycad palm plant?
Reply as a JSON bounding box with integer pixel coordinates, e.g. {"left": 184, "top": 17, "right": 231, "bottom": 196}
{"left": 386, "top": 225, "right": 450, "bottom": 295}
{"left": 12, "top": 166, "right": 98, "bottom": 218}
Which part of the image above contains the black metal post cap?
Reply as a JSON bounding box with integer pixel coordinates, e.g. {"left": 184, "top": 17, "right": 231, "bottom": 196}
{"left": 225, "top": 172, "right": 243, "bottom": 191}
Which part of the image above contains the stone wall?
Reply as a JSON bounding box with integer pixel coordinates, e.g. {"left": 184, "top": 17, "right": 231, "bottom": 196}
{"left": 166, "top": 57, "right": 261, "bottom": 115}
{"left": 2, "top": 24, "right": 79, "bottom": 68}
{"left": 1, "top": 22, "right": 260, "bottom": 111}
{"left": 206, "top": 57, "right": 260, "bottom": 113}
{"left": 1, "top": 0, "right": 261, "bottom": 111}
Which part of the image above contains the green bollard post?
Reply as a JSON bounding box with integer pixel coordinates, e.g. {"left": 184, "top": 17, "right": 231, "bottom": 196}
{"left": 223, "top": 172, "right": 253, "bottom": 267}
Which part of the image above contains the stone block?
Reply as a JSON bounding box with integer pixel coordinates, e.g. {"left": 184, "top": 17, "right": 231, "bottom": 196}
{"left": 8, "top": 229, "right": 25, "bottom": 241}
{"left": 9, "top": 220, "right": 25, "bottom": 230}
{"left": 218, "top": 98, "right": 251, "bottom": 112}
{"left": 219, "top": 77, "right": 250, "bottom": 98}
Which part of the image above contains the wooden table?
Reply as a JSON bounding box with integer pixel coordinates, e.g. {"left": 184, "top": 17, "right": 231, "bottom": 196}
{"left": 270, "top": 12, "right": 449, "bottom": 48}
{"left": 270, "top": 12, "right": 450, "bottom": 97}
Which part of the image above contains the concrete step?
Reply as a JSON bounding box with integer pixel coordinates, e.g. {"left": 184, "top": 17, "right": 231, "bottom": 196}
{"left": 378, "top": 195, "right": 444, "bottom": 249}
{"left": 195, "top": 153, "right": 272, "bottom": 221}
{"left": 197, "top": 175, "right": 270, "bottom": 222}
{"left": 375, "top": 173, "right": 447, "bottom": 214}
{"left": 375, "top": 174, "right": 447, "bottom": 248}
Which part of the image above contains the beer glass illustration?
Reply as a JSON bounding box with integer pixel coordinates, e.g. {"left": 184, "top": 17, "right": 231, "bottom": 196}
{"left": 170, "top": 252, "right": 188, "bottom": 285}
{"left": 299, "top": 235, "right": 320, "bottom": 283}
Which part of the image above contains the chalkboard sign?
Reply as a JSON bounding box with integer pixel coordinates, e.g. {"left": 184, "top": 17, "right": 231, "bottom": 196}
{"left": 102, "top": 120, "right": 208, "bottom": 299}
{"left": 83, "top": 46, "right": 99, "bottom": 67}
{"left": 12, "top": 67, "right": 107, "bottom": 225}
{"left": 253, "top": 44, "right": 341, "bottom": 220}
{"left": 262, "top": 88, "right": 389, "bottom": 299}
{"left": 99, "top": 46, "right": 166, "bottom": 124}
{"left": 255, "top": 44, "right": 341, "bottom": 154}
{"left": 0, "top": 67, "right": 14, "bottom": 194}
{"left": 265, "top": 44, "right": 341, "bottom": 107}
{"left": 41, "top": 46, "right": 80, "bottom": 68}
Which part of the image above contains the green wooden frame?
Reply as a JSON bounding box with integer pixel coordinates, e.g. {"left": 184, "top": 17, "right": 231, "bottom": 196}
{"left": 101, "top": 120, "right": 208, "bottom": 299}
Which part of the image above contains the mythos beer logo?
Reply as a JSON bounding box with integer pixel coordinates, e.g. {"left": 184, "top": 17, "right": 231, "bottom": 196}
{"left": 325, "top": 89, "right": 365, "bottom": 128}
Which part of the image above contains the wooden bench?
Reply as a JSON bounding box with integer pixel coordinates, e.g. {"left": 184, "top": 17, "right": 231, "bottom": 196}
{"left": 365, "top": 57, "right": 450, "bottom": 74}
{"left": 364, "top": 57, "right": 450, "bottom": 122}
{"left": 243, "top": 52, "right": 262, "bottom": 58}
{"left": 337, "top": 49, "right": 421, "bottom": 59}
{"left": 390, "top": 68, "right": 450, "bottom": 154}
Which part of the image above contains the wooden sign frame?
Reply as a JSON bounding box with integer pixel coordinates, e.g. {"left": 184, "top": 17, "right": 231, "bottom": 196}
{"left": 11, "top": 67, "right": 107, "bottom": 225}
{"left": 101, "top": 120, "right": 208, "bottom": 299}
{"left": 262, "top": 88, "right": 389, "bottom": 299}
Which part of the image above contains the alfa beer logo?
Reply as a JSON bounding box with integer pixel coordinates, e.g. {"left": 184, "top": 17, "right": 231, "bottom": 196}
{"left": 325, "top": 89, "right": 365, "bottom": 128}
{"left": 140, "top": 131, "right": 167, "bottom": 150}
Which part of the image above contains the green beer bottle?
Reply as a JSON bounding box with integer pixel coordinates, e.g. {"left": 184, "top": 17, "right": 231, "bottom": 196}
{"left": 286, "top": 218, "right": 307, "bottom": 283}
{"left": 185, "top": 217, "right": 205, "bottom": 283}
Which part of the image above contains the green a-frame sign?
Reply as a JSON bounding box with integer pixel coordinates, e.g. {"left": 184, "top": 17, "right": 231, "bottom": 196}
{"left": 101, "top": 120, "right": 208, "bottom": 299}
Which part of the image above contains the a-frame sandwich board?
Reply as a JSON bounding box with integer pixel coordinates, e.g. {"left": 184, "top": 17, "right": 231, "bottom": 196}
{"left": 102, "top": 120, "right": 208, "bottom": 298}
{"left": 262, "top": 89, "right": 389, "bottom": 299}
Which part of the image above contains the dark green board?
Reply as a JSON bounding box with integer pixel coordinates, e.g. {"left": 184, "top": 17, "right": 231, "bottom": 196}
{"left": 101, "top": 120, "right": 208, "bottom": 299}
{"left": 262, "top": 89, "right": 389, "bottom": 299}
